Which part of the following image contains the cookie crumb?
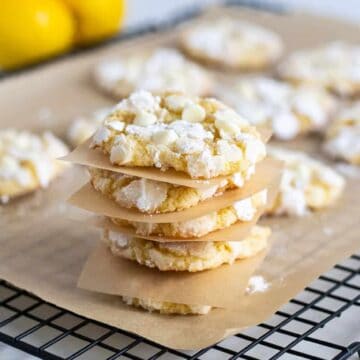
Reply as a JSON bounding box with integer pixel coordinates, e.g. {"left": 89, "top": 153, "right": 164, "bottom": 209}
{"left": 0, "top": 195, "right": 9, "bottom": 204}
{"left": 246, "top": 275, "right": 269, "bottom": 294}
{"left": 322, "top": 227, "right": 334, "bottom": 236}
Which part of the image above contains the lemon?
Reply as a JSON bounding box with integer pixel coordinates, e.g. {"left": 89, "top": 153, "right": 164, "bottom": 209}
{"left": 63, "top": 0, "right": 126, "bottom": 46}
{"left": 0, "top": 0, "right": 75, "bottom": 70}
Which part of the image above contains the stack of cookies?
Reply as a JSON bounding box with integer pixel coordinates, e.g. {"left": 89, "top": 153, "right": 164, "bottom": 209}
{"left": 67, "top": 90, "right": 282, "bottom": 315}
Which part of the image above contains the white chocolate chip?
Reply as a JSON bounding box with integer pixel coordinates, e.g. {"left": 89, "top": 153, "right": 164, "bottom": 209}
{"left": 107, "top": 230, "right": 130, "bottom": 247}
{"left": 92, "top": 126, "right": 111, "bottom": 145}
{"left": 165, "top": 94, "right": 192, "bottom": 111}
{"left": 231, "top": 172, "right": 244, "bottom": 187}
{"left": 133, "top": 111, "right": 157, "bottom": 126}
{"left": 182, "top": 104, "right": 206, "bottom": 123}
{"left": 152, "top": 129, "right": 178, "bottom": 146}
{"left": 106, "top": 120, "right": 125, "bottom": 131}
{"left": 110, "top": 135, "right": 133, "bottom": 164}
{"left": 215, "top": 117, "right": 240, "bottom": 137}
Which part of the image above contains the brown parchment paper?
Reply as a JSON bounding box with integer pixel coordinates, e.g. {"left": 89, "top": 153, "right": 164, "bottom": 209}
{"left": 68, "top": 158, "right": 282, "bottom": 223}
{"left": 78, "top": 242, "right": 269, "bottom": 308}
{"left": 61, "top": 127, "right": 272, "bottom": 189}
{"left": 0, "top": 7, "right": 359, "bottom": 350}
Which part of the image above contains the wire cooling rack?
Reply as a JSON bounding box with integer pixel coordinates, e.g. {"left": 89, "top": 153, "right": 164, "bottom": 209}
{"left": 0, "top": 254, "right": 359, "bottom": 360}
{"left": 0, "top": 1, "right": 359, "bottom": 359}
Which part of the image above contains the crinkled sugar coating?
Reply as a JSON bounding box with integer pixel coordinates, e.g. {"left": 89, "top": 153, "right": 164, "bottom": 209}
{"left": 0, "top": 129, "right": 69, "bottom": 201}
{"left": 218, "top": 77, "right": 336, "bottom": 140}
{"left": 278, "top": 42, "right": 360, "bottom": 96}
{"left": 93, "top": 48, "right": 213, "bottom": 98}
{"left": 91, "top": 90, "right": 266, "bottom": 179}
{"left": 267, "top": 147, "right": 345, "bottom": 216}
{"left": 180, "top": 18, "right": 283, "bottom": 70}
{"left": 122, "top": 296, "right": 212, "bottom": 315}
{"left": 110, "top": 190, "right": 267, "bottom": 238}
{"left": 324, "top": 102, "right": 360, "bottom": 165}
{"left": 88, "top": 167, "right": 252, "bottom": 214}
{"left": 103, "top": 225, "right": 270, "bottom": 272}
{"left": 67, "top": 107, "right": 113, "bottom": 147}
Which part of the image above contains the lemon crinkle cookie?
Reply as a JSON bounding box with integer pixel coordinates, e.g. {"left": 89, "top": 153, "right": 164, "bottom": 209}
{"left": 93, "top": 48, "right": 213, "bottom": 98}
{"left": 103, "top": 225, "right": 270, "bottom": 272}
{"left": 278, "top": 42, "right": 360, "bottom": 97}
{"left": 91, "top": 90, "right": 266, "bottom": 179}
{"left": 324, "top": 102, "right": 360, "bottom": 165}
{"left": 219, "top": 77, "right": 336, "bottom": 140}
{"left": 180, "top": 18, "right": 283, "bottom": 70}
{"left": 122, "top": 296, "right": 212, "bottom": 315}
{"left": 88, "top": 167, "right": 252, "bottom": 214}
{"left": 0, "top": 129, "right": 69, "bottom": 202}
{"left": 111, "top": 189, "right": 267, "bottom": 238}
{"left": 67, "top": 107, "right": 113, "bottom": 147}
{"left": 267, "top": 147, "right": 345, "bottom": 216}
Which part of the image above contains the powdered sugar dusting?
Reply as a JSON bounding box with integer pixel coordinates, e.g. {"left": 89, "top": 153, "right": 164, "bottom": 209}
{"left": 246, "top": 275, "right": 270, "bottom": 294}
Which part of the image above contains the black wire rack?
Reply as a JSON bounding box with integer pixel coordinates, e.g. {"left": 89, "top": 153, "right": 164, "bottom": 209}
{"left": 0, "top": 1, "right": 359, "bottom": 359}
{"left": 0, "top": 253, "right": 359, "bottom": 360}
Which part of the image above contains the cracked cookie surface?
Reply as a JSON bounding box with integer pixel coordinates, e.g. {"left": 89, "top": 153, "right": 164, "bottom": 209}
{"left": 93, "top": 48, "right": 213, "bottom": 98}
{"left": 90, "top": 90, "right": 266, "bottom": 179}
{"left": 180, "top": 18, "right": 283, "bottom": 70}
{"left": 88, "top": 167, "right": 251, "bottom": 214}
{"left": 218, "top": 77, "right": 336, "bottom": 140}
{"left": 104, "top": 225, "right": 270, "bottom": 272}
{"left": 278, "top": 42, "right": 360, "bottom": 97}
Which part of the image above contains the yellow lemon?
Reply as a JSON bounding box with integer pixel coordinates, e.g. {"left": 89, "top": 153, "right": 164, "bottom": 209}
{"left": 63, "top": 0, "right": 126, "bottom": 46}
{"left": 0, "top": 0, "right": 75, "bottom": 70}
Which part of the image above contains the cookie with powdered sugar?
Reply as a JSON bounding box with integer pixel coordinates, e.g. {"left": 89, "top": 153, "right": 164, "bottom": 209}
{"left": 180, "top": 17, "right": 283, "bottom": 70}
{"left": 278, "top": 42, "right": 360, "bottom": 97}
{"left": 90, "top": 90, "right": 266, "bottom": 179}
{"left": 93, "top": 48, "right": 213, "bottom": 99}
{"left": 110, "top": 190, "right": 267, "bottom": 238}
{"left": 103, "top": 225, "right": 270, "bottom": 272}
{"left": 267, "top": 147, "right": 345, "bottom": 216}
{"left": 0, "top": 129, "right": 69, "bottom": 203}
{"left": 121, "top": 296, "right": 212, "bottom": 315}
{"left": 218, "top": 77, "right": 337, "bottom": 140}
{"left": 324, "top": 102, "right": 360, "bottom": 165}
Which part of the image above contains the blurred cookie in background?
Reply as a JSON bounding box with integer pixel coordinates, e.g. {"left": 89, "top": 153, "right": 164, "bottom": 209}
{"left": 323, "top": 101, "right": 360, "bottom": 165}
{"left": 278, "top": 42, "right": 360, "bottom": 97}
{"left": 266, "top": 147, "right": 345, "bottom": 217}
{"left": 67, "top": 107, "right": 112, "bottom": 147}
{"left": 0, "top": 129, "right": 69, "bottom": 203}
{"left": 93, "top": 48, "right": 214, "bottom": 99}
{"left": 217, "top": 77, "right": 337, "bottom": 140}
{"left": 180, "top": 17, "right": 283, "bottom": 70}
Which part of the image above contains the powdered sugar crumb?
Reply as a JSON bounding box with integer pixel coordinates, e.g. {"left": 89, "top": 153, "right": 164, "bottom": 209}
{"left": 246, "top": 275, "right": 270, "bottom": 294}
{"left": 335, "top": 163, "right": 360, "bottom": 179}
{"left": 322, "top": 227, "right": 334, "bottom": 236}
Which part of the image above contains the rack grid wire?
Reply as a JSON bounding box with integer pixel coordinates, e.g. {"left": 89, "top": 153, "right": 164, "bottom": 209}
{"left": 0, "top": 2, "right": 359, "bottom": 359}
